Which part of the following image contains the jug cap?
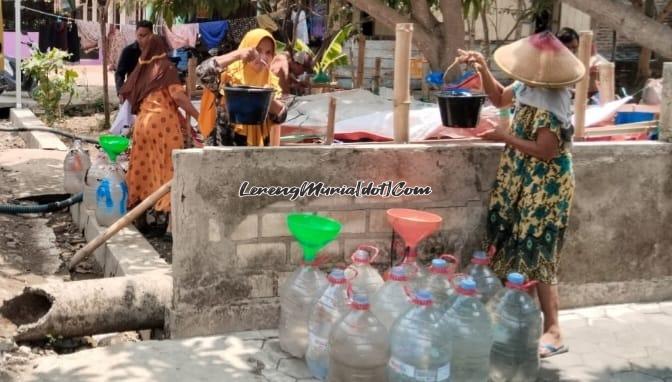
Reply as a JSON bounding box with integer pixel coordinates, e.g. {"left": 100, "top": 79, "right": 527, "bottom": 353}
{"left": 352, "top": 249, "right": 370, "bottom": 264}
{"left": 471, "top": 250, "right": 490, "bottom": 265}
{"left": 351, "top": 294, "right": 370, "bottom": 310}
{"left": 328, "top": 269, "right": 346, "bottom": 284}
{"left": 389, "top": 266, "right": 408, "bottom": 281}
{"left": 413, "top": 289, "right": 433, "bottom": 306}
{"left": 507, "top": 272, "right": 525, "bottom": 285}
{"left": 456, "top": 277, "right": 477, "bottom": 296}
{"left": 429, "top": 258, "right": 449, "bottom": 274}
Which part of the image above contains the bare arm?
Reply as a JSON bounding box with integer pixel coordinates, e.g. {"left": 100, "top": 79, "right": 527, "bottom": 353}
{"left": 480, "top": 125, "right": 560, "bottom": 162}
{"left": 170, "top": 87, "right": 199, "bottom": 121}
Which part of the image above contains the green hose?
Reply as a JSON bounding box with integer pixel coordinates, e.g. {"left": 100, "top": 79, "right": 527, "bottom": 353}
{"left": 0, "top": 193, "right": 83, "bottom": 215}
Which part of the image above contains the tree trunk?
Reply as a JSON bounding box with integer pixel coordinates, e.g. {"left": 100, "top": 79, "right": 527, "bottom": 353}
{"left": 99, "top": 1, "right": 111, "bottom": 130}
{"left": 561, "top": 0, "right": 672, "bottom": 59}
{"left": 344, "top": 0, "right": 464, "bottom": 72}
{"left": 480, "top": 6, "right": 491, "bottom": 60}
{"left": 636, "top": 0, "right": 657, "bottom": 81}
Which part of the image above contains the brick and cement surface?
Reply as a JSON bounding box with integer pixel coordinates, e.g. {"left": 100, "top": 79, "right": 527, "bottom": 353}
{"left": 21, "top": 302, "right": 672, "bottom": 381}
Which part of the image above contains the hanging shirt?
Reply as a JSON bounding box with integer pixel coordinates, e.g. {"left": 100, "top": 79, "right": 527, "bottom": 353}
{"left": 291, "top": 10, "right": 309, "bottom": 44}
{"left": 199, "top": 20, "right": 229, "bottom": 50}
{"left": 163, "top": 24, "right": 199, "bottom": 49}
{"left": 67, "top": 21, "right": 80, "bottom": 62}
{"left": 51, "top": 20, "right": 69, "bottom": 52}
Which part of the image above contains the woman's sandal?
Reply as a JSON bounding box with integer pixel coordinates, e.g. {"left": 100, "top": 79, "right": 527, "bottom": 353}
{"left": 539, "top": 343, "right": 569, "bottom": 358}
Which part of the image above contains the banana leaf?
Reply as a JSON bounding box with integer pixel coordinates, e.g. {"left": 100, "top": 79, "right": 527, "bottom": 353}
{"left": 316, "top": 24, "right": 353, "bottom": 72}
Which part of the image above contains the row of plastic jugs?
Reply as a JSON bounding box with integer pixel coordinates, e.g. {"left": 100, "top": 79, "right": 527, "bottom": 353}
{"left": 64, "top": 140, "right": 128, "bottom": 227}
{"left": 279, "top": 246, "right": 541, "bottom": 382}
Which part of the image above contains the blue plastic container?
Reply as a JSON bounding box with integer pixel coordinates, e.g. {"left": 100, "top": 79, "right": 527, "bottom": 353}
{"left": 615, "top": 111, "right": 655, "bottom": 125}
{"left": 224, "top": 86, "right": 274, "bottom": 125}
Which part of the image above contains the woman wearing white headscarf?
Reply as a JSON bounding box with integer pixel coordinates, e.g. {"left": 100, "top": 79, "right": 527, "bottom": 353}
{"left": 458, "top": 31, "right": 585, "bottom": 359}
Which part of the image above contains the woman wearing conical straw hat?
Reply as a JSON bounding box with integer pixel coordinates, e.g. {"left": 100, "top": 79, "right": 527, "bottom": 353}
{"left": 457, "top": 31, "right": 585, "bottom": 359}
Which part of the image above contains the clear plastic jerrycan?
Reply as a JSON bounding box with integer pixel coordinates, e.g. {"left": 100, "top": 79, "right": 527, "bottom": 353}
{"left": 83, "top": 151, "right": 108, "bottom": 210}
{"left": 488, "top": 273, "right": 542, "bottom": 382}
{"left": 442, "top": 277, "right": 493, "bottom": 382}
{"left": 345, "top": 245, "right": 384, "bottom": 297}
{"left": 306, "top": 269, "right": 351, "bottom": 380}
{"left": 279, "top": 259, "right": 329, "bottom": 358}
{"left": 328, "top": 294, "right": 390, "bottom": 382}
{"left": 370, "top": 266, "right": 413, "bottom": 331}
{"left": 465, "top": 250, "right": 503, "bottom": 303}
{"left": 387, "top": 290, "right": 452, "bottom": 382}
{"left": 63, "top": 139, "right": 91, "bottom": 194}
{"left": 419, "top": 255, "right": 459, "bottom": 310}
{"left": 95, "top": 163, "right": 128, "bottom": 227}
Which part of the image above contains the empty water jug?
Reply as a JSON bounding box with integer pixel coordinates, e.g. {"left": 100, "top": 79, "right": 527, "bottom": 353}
{"left": 442, "top": 277, "right": 493, "bottom": 382}
{"left": 95, "top": 163, "right": 128, "bottom": 226}
{"left": 328, "top": 294, "right": 390, "bottom": 382}
{"left": 345, "top": 245, "right": 384, "bottom": 297}
{"left": 388, "top": 290, "right": 452, "bottom": 382}
{"left": 279, "top": 260, "right": 328, "bottom": 357}
{"left": 420, "top": 256, "right": 459, "bottom": 309}
{"left": 465, "top": 250, "right": 503, "bottom": 303}
{"left": 306, "top": 269, "right": 351, "bottom": 380}
{"left": 398, "top": 253, "right": 429, "bottom": 286}
{"left": 83, "top": 151, "right": 107, "bottom": 210}
{"left": 488, "top": 273, "right": 542, "bottom": 382}
{"left": 371, "top": 266, "right": 413, "bottom": 330}
{"left": 63, "top": 140, "right": 91, "bottom": 194}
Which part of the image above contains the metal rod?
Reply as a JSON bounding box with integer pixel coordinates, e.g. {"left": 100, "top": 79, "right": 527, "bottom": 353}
{"left": 15, "top": 0, "right": 22, "bottom": 109}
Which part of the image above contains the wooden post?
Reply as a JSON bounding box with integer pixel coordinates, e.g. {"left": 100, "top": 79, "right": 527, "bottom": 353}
{"left": 597, "top": 62, "right": 615, "bottom": 105}
{"left": 372, "top": 57, "right": 381, "bottom": 95}
{"left": 393, "top": 23, "right": 413, "bottom": 144}
{"left": 574, "top": 31, "right": 593, "bottom": 139}
{"left": 421, "top": 61, "right": 430, "bottom": 102}
{"left": 661, "top": 62, "right": 672, "bottom": 142}
{"left": 325, "top": 96, "right": 336, "bottom": 145}
{"left": 186, "top": 56, "right": 197, "bottom": 98}
{"left": 356, "top": 34, "right": 366, "bottom": 88}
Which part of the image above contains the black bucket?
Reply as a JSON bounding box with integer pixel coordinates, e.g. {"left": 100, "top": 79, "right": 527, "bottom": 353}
{"left": 436, "top": 89, "right": 487, "bottom": 128}
{"left": 223, "top": 86, "right": 274, "bottom": 125}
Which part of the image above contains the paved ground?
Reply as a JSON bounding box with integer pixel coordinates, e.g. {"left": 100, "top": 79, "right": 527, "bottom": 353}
{"left": 11, "top": 301, "right": 671, "bottom": 382}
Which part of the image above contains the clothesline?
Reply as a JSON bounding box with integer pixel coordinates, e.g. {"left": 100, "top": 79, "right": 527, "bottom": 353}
{"left": 21, "top": 5, "right": 125, "bottom": 26}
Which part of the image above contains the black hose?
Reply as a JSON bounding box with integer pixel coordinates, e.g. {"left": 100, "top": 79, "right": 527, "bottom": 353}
{"left": 0, "top": 193, "right": 83, "bottom": 215}
{"left": 0, "top": 127, "right": 99, "bottom": 144}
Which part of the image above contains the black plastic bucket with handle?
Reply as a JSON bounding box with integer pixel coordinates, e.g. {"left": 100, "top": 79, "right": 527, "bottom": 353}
{"left": 436, "top": 89, "right": 487, "bottom": 128}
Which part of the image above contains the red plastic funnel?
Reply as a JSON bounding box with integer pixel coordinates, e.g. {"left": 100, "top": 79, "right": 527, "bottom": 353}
{"left": 386, "top": 208, "right": 442, "bottom": 249}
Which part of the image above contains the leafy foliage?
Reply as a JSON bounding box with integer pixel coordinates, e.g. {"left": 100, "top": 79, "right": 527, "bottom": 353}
{"left": 21, "top": 49, "right": 78, "bottom": 126}
{"left": 144, "top": 0, "right": 248, "bottom": 27}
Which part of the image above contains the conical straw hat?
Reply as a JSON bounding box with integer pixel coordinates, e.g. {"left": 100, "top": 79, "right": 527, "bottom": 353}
{"left": 493, "top": 31, "right": 586, "bottom": 88}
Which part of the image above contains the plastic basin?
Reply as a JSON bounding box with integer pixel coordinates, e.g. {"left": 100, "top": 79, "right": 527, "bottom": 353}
{"left": 614, "top": 111, "right": 655, "bottom": 125}
{"left": 224, "top": 86, "right": 274, "bottom": 125}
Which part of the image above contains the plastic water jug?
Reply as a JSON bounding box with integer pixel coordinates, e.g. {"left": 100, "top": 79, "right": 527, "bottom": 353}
{"left": 419, "top": 256, "right": 459, "bottom": 309}
{"left": 442, "top": 277, "right": 493, "bottom": 382}
{"left": 279, "top": 261, "right": 328, "bottom": 357}
{"left": 387, "top": 290, "right": 452, "bottom": 382}
{"left": 63, "top": 140, "right": 91, "bottom": 194}
{"left": 345, "top": 245, "right": 384, "bottom": 297}
{"left": 306, "top": 269, "right": 351, "bottom": 380}
{"left": 488, "top": 273, "right": 542, "bottom": 382}
{"left": 95, "top": 163, "right": 128, "bottom": 227}
{"left": 465, "top": 250, "right": 503, "bottom": 303}
{"left": 83, "top": 151, "right": 107, "bottom": 210}
{"left": 398, "top": 254, "right": 429, "bottom": 286}
{"left": 370, "top": 266, "right": 413, "bottom": 330}
{"left": 328, "top": 294, "right": 390, "bottom": 382}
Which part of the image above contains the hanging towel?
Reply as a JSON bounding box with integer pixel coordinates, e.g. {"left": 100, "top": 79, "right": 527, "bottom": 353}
{"left": 291, "top": 10, "right": 309, "bottom": 44}
{"left": 163, "top": 24, "right": 199, "bottom": 49}
{"left": 76, "top": 20, "right": 102, "bottom": 52}
{"left": 199, "top": 21, "right": 229, "bottom": 50}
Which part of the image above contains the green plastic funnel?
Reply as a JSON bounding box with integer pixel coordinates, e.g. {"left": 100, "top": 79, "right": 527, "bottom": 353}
{"left": 287, "top": 213, "right": 342, "bottom": 263}
{"left": 99, "top": 134, "right": 130, "bottom": 163}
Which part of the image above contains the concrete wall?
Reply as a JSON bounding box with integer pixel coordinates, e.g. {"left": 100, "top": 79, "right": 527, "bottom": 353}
{"left": 169, "top": 142, "right": 672, "bottom": 338}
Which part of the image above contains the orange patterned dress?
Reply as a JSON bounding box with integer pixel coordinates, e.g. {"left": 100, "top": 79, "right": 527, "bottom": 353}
{"left": 126, "top": 84, "right": 185, "bottom": 212}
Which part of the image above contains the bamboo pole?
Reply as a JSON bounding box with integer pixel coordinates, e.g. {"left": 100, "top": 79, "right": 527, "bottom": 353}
{"left": 421, "top": 61, "right": 430, "bottom": 102}
{"left": 574, "top": 31, "right": 593, "bottom": 139}
{"left": 393, "top": 23, "right": 413, "bottom": 144}
{"left": 357, "top": 34, "right": 366, "bottom": 88}
{"left": 598, "top": 62, "right": 615, "bottom": 105}
{"left": 325, "top": 97, "right": 337, "bottom": 145}
{"left": 661, "top": 62, "right": 672, "bottom": 142}
{"left": 187, "top": 56, "right": 197, "bottom": 98}
{"left": 68, "top": 180, "right": 173, "bottom": 270}
{"left": 372, "top": 57, "right": 381, "bottom": 95}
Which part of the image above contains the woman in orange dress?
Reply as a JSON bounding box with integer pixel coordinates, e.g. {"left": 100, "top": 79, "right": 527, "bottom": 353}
{"left": 119, "top": 35, "right": 199, "bottom": 229}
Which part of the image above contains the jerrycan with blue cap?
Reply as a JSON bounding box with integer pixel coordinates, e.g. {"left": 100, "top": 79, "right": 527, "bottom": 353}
{"left": 95, "top": 135, "right": 129, "bottom": 227}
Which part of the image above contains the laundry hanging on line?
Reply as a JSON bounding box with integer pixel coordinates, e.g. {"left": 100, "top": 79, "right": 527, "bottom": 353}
{"left": 163, "top": 24, "right": 199, "bottom": 50}
{"left": 199, "top": 20, "right": 229, "bottom": 50}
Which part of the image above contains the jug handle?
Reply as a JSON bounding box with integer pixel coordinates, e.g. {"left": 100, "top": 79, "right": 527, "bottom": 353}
{"left": 439, "top": 253, "right": 460, "bottom": 274}
{"left": 354, "top": 244, "right": 380, "bottom": 264}
{"left": 343, "top": 267, "right": 359, "bottom": 282}
{"left": 403, "top": 285, "right": 416, "bottom": 303}
{"left": 487, "top": 244, "right": 497, "bottom": 258}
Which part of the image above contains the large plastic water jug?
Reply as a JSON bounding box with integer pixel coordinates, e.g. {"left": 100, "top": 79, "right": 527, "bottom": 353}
{"left": 95, "top": 163, "right": 128, "bottom": 226}
{"left": 465, "top": 250, "right": 503, "bottom": 303}
{"left": 279, "top": 261, "right": 328, "bottom": 357}
{"left": 387, "top": 290, "right": 452, "bottom": 382}
{"left": 306, "top": 269, "right": 351, "bottom": 380}
{"left": 442, "top": 277, "right": 493, "bottom": 382}
{"left": 419, "top": 256, "right": 459, "bottom": 309}
{"left": 370, "top": 266, "right": 413, "bottom": 330}
{"left": 345, "top": 245, "right": 384, "bottom": 297}
{"left": 397, "top": 254, "right": 429, "bottom": 286}
{"left": 328, "top": 294, "right": 390, "bottom": 382}
{"left": 63, "top": 140, "right": 91, "bottom": 194}
{"left": 83, "top": 151, "right": 108, "bottom": 210}
{"left": 488, "top": 273, "right": 542, "bottom": 382}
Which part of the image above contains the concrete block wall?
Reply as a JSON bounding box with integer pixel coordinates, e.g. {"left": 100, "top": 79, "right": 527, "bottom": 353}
{"left": 170, "top": 142, "right": 672, "bottom": 339}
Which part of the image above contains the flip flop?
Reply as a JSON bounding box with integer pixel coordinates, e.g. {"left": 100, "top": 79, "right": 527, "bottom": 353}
{"left": 539, "top": 343, "right": 569, "bottom": 358}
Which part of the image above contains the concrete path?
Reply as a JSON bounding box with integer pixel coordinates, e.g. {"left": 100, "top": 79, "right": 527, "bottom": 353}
{"left": 20, "top": 301, "right": 672, "bottom": 382}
